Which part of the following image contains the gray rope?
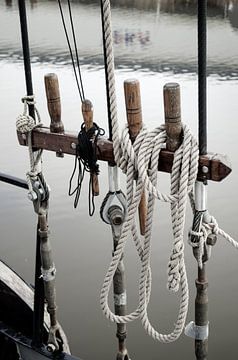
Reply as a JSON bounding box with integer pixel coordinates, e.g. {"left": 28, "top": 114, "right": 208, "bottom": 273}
{"left": 16, "top": 95, "right": 43, "bottom": 194}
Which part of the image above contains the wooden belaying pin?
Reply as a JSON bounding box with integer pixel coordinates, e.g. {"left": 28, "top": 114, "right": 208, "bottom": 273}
{"left": 44, "top": 73, "right": 64, "bottom": 157}
{"left": 124, "top": 79, "right": 147, "bottom": 236}
{"left": 44, "top": 73, "right": 64, "bottom": 134}
{"left": 82, "top": 99, "right": 99, "bottom": 196}
{"left": 163, "top": 82, "right": 182, "bottom": 152}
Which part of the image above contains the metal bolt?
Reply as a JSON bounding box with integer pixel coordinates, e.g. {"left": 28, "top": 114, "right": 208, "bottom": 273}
{"left": 202, "top": 166, "right": 209, "bottom": 174}
{"left": 22, "top": 134, "right": 26, "bottom": 140}
{"left": 47, "top": 343, "right": 56, "bottom": 353}
{"left": 56, "top": 149, "right": 64, "bottom": 158}
{"left": 34, "top": 181, "right": 40, "bottom": 188}
{"left": 28, "top": 191, "right": 37, "bottom": 202}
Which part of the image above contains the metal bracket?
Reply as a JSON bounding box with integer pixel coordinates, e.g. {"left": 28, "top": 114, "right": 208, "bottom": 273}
{"left": 28, "top": 174, "right": 50, "bottom": 213}
{"left": 185, "top": 321, "right": 209, "bottom": 341}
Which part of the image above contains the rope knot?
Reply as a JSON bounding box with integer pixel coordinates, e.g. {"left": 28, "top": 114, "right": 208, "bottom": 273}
{"left": 208, "top": 216, "right": 219, "bottom": 235}
{"left": 16, "top": 114, "right": 36, "bottom": 133}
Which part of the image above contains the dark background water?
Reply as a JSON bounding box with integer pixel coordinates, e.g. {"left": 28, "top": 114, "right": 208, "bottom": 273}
{"left": 0, "top": 1, "right": 238, "bottom": 359}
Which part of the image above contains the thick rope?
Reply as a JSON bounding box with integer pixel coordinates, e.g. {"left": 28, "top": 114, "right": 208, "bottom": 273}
{"left": 16, "top": 95, "right": 43, "bottom": 193}
{"left": 100, "top": 123, "right": 199, "bottom": 342}
{"left": 100, "top": 0, "right": 197, "bottom": 342}
{"left": 100, "top": 0, "right": 238, "bottom": 344}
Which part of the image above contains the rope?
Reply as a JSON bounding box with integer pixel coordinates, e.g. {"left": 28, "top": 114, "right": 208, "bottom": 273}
{"left": 16, "top": 95, "right": 43, "bottom": 194}
{"left": 188, "top": 202, "right": 238, "bottom": 268}
{"left": 68, "top": 122, "right": 104, "bottom": 216}
{"left": 99, "top": 0, "right": 238, "bottom": 344}
{"left": 100, "top": 123, "right": 199, "bottom": 342}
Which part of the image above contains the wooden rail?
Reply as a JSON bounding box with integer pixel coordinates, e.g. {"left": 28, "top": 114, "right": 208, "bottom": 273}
{"left": 17, "top": 128, "right": 231, "bottom": 182}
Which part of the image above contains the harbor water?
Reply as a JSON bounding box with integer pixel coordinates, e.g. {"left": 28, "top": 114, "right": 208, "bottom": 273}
{"left": 0, "top": 0, "right": 238, "bottom": 359}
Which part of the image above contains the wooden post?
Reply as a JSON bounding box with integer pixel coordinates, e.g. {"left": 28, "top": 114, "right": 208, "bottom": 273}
{"left": 44, "top": 73, "right": 64, "bottom": 157}
{"left": 81, "top": 99, "right": 99, "bottom": 196}
{"left": 163, "top": 82, "right": 182, "bottom": 152}
{"left": 124, "top": 79, "right": 147, "bottom": 236}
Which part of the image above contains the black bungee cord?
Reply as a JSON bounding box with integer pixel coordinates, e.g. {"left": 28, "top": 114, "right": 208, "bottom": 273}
{"left": 68, "top": 123, "right": 105, "bottom": 216}
{"left": 58, "top": 0, "right": 104, "bottom": 216}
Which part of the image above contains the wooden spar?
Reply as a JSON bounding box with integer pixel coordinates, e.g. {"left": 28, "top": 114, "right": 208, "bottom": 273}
{"left": 124, "top": 79, "right": 147, "bottom": 235}
{"left": 44, "top": 73, "right": 64, "bottom": 158}
{"left": 17, "top": 128, "right": 231, "bottom": 183}
{"left": 81, "top": 99, "right": 100, "bottom": 196}
{"left": 163, "top": 82, "right": 182, "bottom": 151}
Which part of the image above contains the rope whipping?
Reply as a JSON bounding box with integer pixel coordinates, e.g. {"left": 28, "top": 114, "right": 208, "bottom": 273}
{"left": 99, "top": 0, "right": 238, "bottom": 343}
{"left": 58, "top": 0, "right": 104, "bottom": 215}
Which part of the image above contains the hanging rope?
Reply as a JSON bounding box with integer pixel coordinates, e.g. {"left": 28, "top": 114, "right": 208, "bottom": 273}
{"left": 99, "top": 0, "right": 238, "bottom": 344}
{"left": 100, "top": 123, "right": 199, "bottom": 342}
{"left": 68, "top": 122, "right": 105, "bottom": 216}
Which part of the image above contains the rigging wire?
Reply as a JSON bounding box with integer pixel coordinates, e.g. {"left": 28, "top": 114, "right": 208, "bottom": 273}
{"left": 57, "top": 0, "right": 85, "bottom": 102}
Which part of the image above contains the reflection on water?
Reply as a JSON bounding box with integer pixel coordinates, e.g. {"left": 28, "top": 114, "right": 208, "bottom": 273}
{"left": 1, "top": 1, "right": 238, "bottom": 360}
{"left": 0, "top": 0, "right": 238, "bottom": 78}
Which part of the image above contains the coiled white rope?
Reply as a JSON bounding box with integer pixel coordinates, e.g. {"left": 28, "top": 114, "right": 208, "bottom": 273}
{"left": 16, "top": 95, "right": 43, "bottom": 193}
{"left": 100, "top": 0, "right": 238, "bottom": 344}
{"left": 100, "top": 123, "right": 199, "bottom": 342}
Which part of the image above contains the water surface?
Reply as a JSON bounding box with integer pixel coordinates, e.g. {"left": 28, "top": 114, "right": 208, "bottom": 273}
{"left": 0, "top": 1, "right": 238, "bottom": 359}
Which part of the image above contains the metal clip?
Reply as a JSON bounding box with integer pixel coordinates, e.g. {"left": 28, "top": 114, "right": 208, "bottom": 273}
{"left": 185, "top": 321, "right": 209, "bottom": 340}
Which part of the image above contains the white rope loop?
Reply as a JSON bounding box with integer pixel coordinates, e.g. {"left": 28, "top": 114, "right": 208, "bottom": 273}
{"left": 100, "top": 0, "right": 238, "bottom": 345}
{"left": 16, "top": 95, "right": 43, "bottom": 193}
{"left": 100, "top": 122, "right": 200, "bottom": 342}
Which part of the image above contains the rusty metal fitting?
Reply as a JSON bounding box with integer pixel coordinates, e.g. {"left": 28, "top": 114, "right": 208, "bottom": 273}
{"left": 116, "top": 331, "right": 127, "bottom": 342}
{"left": 195, "top": 279, "right": 208, "bottom": 290}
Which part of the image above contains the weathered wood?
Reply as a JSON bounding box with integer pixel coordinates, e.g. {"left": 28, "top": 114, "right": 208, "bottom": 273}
{"left": 163, "top": 83, "right": 182, "bottom": 152}
{"left": 44, "top": 73, "right": 64, "bottom": 134}
{"left": 17, "top": 128, "right": 232, "bottom": 182}
{"left": 124, "top": 79, "right": 147, "bottom": 235}
{"left": 82, "top": 99, "right": 99, "bottom": 196}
